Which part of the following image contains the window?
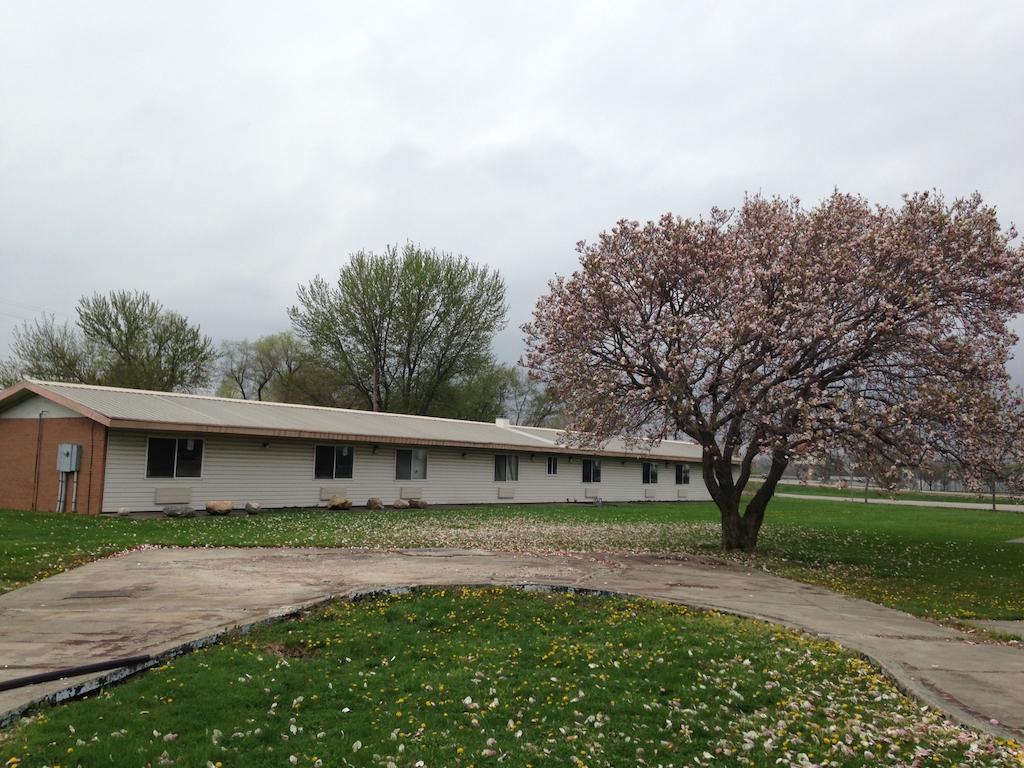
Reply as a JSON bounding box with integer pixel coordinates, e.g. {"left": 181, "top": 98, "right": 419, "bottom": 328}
{"left": 494, "top": 454, "right": 519, "bottom": 482}
{"left": 314, "top": 445, "right": 354, "bottom": 480}
{"left": 642, "top": 461, "right": 658, "bottom": 484}
{"left": 396, "top": 448, "right": 428, "bottom": 480}
{"left": 546, "top": 455, "right": 558, "bottom": 475}
{"left": 146, "top": 437, "right": 204, "bottom": 478}
{"left": 582, "top": 458, "right": 601, "bottom": 483}
{"left": 676, "top": 464, "right": 690, "bottom": 485}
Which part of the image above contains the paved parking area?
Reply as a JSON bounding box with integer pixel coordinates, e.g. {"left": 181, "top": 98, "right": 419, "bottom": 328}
{"left": 1, "top": 547, "right": 1022, "bottom": 740}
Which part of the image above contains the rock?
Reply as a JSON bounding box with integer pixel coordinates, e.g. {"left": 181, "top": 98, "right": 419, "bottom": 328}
{"left": 327, "top": 495, "right": 352, "bottom": 510}
{"left": 244, "top": 501, "right": 261, "bottom": 515}
{"left": 163, "top": 504, "right": 195, "bottom": 518}
{"left": 116, "top": 507, "right": 132, "bottom": 517}
{"left": 391, "top": 498, "right": 411, "bottom": 509}
{"left": 366, "top": 497, "right": 383, "bottom": 510}
{"left": 206, "top": 500, "right": 234, "bottom": 516}
{"left": 408, "top": 498, "right": 428, "bottom": 509}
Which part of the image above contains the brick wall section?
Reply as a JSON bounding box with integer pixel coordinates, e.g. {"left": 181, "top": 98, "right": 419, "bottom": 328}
{"left": 0, "top": 417, "right": 107, "bottom": 514}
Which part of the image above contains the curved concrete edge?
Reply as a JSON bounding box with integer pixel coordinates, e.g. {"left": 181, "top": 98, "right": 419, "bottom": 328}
{"left": 2, "top": 581, "right": 1018, "bottom": 743}
{"left": 0, "top": 593, "right": 343, "bottom": 729}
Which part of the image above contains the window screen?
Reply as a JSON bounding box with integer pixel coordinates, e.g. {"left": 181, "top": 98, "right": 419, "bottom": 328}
{"left": 396, "top": 448, "right": 427, "bottom": 480}
{"left": 334, "top": 445, "right": 354, "bottom": 479}
{"left": 175, "top": 439, "right": 203, "bottom": 478}
{"left": 494, "top": 454, "right": 518, "bottom": 481}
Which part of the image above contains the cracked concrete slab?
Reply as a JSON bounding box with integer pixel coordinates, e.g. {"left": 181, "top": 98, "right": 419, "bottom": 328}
{"left": 1, "top": 547, "right": 1022, "bottom": 741}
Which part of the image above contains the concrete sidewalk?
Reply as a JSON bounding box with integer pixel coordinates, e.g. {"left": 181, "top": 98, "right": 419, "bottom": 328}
{"left": 776, "top": 491, "right": 1024, "bottom": 513}
{"left": 1, "top": 548, "right": 1022, "bottom": 741}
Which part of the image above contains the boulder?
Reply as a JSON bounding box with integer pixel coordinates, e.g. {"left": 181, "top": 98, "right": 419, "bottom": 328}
{"left": 327, "top": 495, "right": 352, "bottom": 510}
{"left": 391, "top": 498, "right": 411, "bottom": 510}
{"left": 366, "top": 497, "right": 383, "bottom": 510}
{"left": 244, "top": 501, "right": 262, "bottom": 515}
{"left": 163, "top": 504, "right": 195, "bottom": 518}
{"left": 116, "top": 507, "right": 132, "bottom": 517}
{"left": 206, "top": 500, "right": 234, "bottom": 516}
{"left": 408, "top": 498, "right": 428, "bottom": 509}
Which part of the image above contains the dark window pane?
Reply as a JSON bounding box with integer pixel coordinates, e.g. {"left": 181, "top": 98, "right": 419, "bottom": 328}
{"left": 175, "top": 438, "right": 203, "bottom": 478}
{"left": 547, "top": 456, "right": 558, "bottom": 475}
{"left": 494, "top": 455, "right": 506, "bottom": 482}
{"left": 335, "top": 445, "right": 354, "bottom": 479}
{"left": 675, "top": 464, "right": 683, "bottom": 484}
{"left": 146, "top": 438, "right": 176, "bottom": 478}
{"left": 314, "top": 445, "right": 335, "bottom": 479}
{"left": 683, "top": 465, "right": 690, "bottom": 484}
{"left": 396, "top": 449, "right": 412, "bottom": 480}
{"left": 583, "top": 458, "right": 601, "bottom": 483}
{"left": 593, "top": 460, "right": 601, "bottom": 483}
{"left": 508, "top": 455, "right": 518, "bottom": 481}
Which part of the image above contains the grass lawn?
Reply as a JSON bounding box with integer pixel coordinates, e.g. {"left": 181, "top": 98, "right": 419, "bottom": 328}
{"left": 3, "top": 588, "right": 1021, "bottom": 767}
{"left": 1, "top": 497, "right": 1023, "bottom": 621}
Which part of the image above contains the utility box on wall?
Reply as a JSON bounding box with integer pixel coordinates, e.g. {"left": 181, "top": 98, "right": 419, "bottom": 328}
{"left": 57, "top": 443, "right": 82, "bottom": 472}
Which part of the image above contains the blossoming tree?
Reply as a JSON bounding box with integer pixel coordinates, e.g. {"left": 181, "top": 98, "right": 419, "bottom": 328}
{"left": 524, "top": 192, "right": 1024, "bottom": 551}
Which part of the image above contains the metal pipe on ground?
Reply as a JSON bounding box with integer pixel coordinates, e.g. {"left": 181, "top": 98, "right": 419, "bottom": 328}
{"left": 0, "top": 656, "right": 152, "bottom": 693}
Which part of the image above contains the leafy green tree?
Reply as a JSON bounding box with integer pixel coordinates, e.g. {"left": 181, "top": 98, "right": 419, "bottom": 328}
{"left": 290, "top": 244, "right": 508, "bottom": 415}
{"left": 432, "top": 361, "right": 518, "bottom": 422}
{"left": 5, "top": 290, "right": 216, "bottom": 392}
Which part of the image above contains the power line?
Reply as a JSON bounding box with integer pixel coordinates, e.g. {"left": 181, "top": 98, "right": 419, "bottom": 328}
{"left": 0, "top": 297, "right": 69, "bottom": 317}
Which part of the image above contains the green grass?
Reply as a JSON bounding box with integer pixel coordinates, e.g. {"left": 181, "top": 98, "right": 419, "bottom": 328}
{"left": 2, "top": 497, "right": 1023, "bottom": 620}
{"left": 769, "top": 481, "right": 1016, "bottom": 506}
{"left": 3, "top": 588, "right": 1021, "bottom": 767}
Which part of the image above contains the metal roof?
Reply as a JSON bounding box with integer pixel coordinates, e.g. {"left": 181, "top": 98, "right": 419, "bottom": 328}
{"left": 0, "top": 380, "right": 705, "bottom": 461}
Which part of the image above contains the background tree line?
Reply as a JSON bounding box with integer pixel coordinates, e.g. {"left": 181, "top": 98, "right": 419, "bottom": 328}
{"left": 0, "top": 245, "right": 562, "bottom": 426}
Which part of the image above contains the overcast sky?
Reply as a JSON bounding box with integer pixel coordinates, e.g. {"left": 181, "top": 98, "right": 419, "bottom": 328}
{"left": 1, "top": 1, "right": 1022, "bottom": 377}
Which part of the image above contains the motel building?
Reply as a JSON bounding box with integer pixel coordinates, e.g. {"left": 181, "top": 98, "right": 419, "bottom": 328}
{"left": 0, "top": 380, "right": 709, "bottom": 514}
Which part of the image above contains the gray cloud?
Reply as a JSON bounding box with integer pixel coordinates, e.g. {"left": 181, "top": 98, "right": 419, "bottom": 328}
{"left": 1, "top": 1, "right": 1022, "bottom": 377}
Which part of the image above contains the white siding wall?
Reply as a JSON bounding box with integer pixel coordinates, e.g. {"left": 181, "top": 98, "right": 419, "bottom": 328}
{"left": 103, "top": 430, "right": 712, "bottom": 512}
{"left": 0, "top": 395, "right": 79, "bottom": 419}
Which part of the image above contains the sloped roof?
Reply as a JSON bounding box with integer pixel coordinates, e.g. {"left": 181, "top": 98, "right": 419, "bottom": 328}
{"left": 0, "top": 380, "right": 704, "bottom": 461}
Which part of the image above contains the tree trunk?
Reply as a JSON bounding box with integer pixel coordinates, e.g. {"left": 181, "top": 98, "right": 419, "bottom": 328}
{"left": 720, "top": 505, "right": 763, "bottom": 552}
{"left": 708, "top": 451, "right": 788, "bottom": 553}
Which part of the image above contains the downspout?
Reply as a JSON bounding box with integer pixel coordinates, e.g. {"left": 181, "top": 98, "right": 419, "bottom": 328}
{"left": 30, "top": 410, "right": 47, "bottom": 512}
{"left": 86, "top": 420, "right": 96, "bottom": 514}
